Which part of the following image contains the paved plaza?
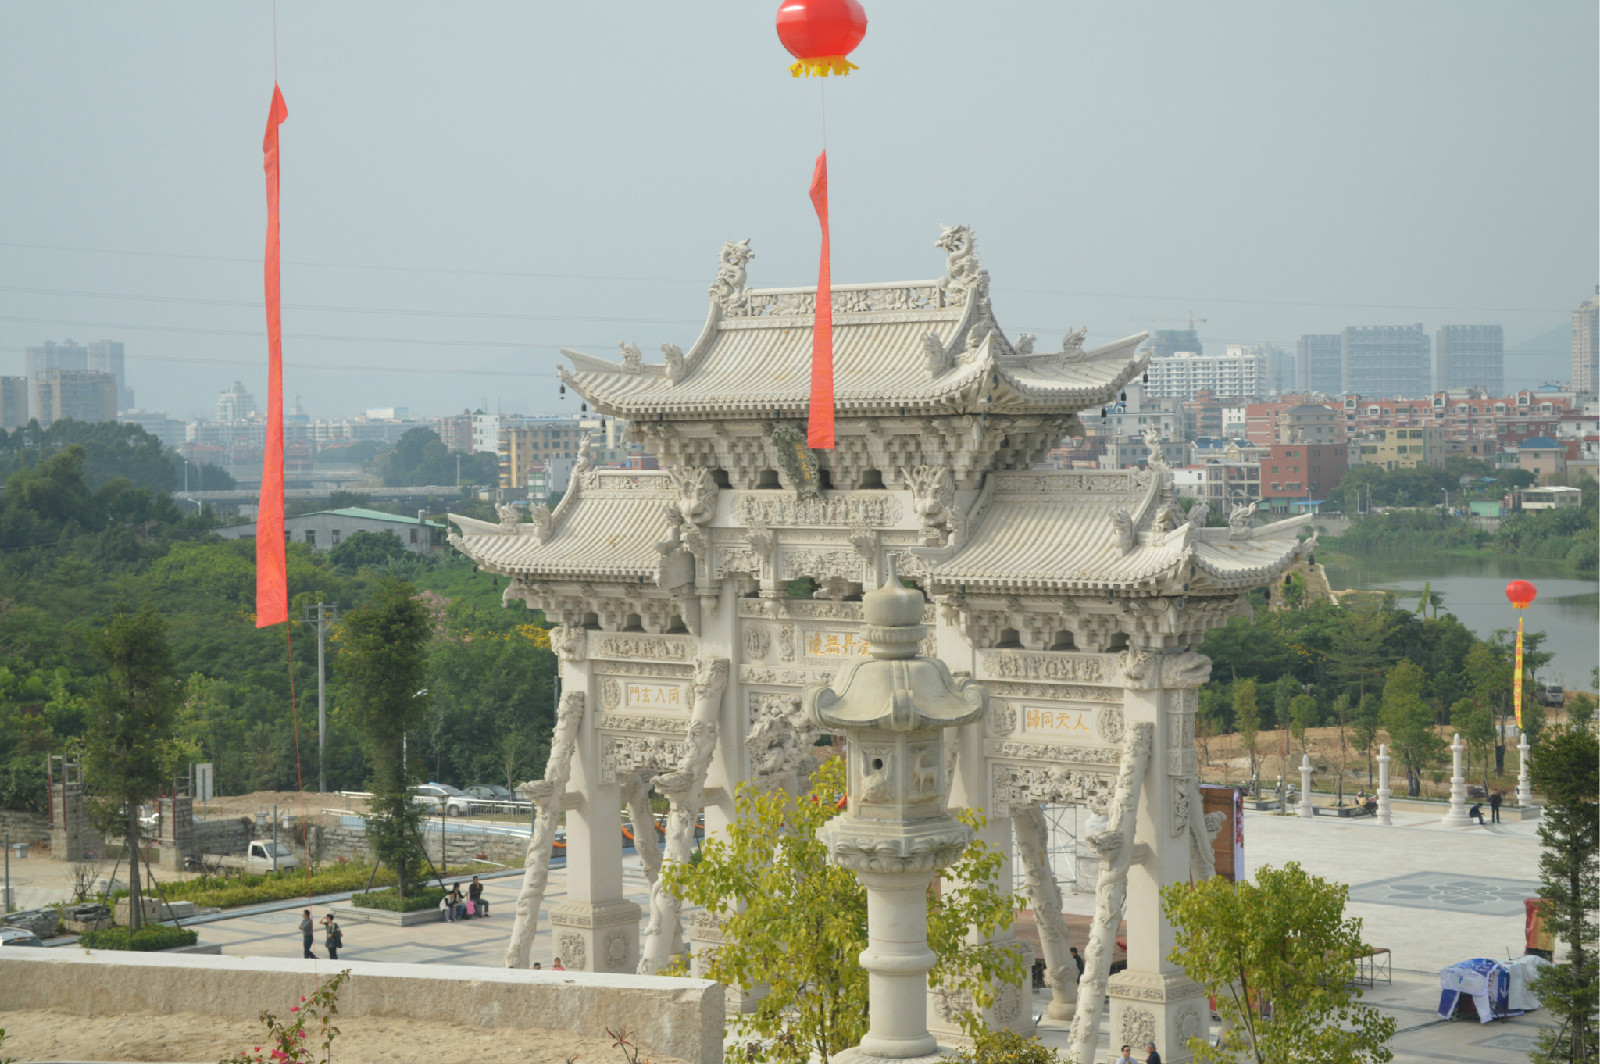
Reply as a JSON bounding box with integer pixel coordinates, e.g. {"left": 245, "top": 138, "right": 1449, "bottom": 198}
{"left": 123, "top": 801, "right": 1549, "bottom": 1064}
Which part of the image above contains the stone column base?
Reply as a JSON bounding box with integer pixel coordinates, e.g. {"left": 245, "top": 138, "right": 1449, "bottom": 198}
{"left": 1108, "top": 970, "right": 1209, "bottom": 1064}
{"left": 684, "top": 907, "right": 765, "bottom": 1014}
{"left": 927, "top": 938, "right": 1036, "bottom": 1042}
{"left": 549, "top": 899, "right": 642, "bottom": 974}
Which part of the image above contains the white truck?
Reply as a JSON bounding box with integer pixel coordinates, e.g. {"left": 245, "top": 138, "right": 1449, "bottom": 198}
{"left": 202, "top": 840, "right": 299, "bottom": 874}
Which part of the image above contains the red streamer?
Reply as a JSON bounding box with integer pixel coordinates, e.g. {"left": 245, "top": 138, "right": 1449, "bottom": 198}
{"left": 808, "top": 151, "right": 835, "bottom": 450}
{"left": 256, "top": 84, "right": 289, "bottom": 628}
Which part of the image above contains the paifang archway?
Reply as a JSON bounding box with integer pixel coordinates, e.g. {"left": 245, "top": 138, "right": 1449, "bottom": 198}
{"left": 450, "top": 227, "right": 1310, "bottom": 1061}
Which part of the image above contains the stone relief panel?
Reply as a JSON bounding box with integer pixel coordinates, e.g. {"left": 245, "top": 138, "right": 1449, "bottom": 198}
{"left": 601, "top": 736, "right": 686, "bottom": 784}
{"left": 557, "top": 931, "right": 586, "bottom": 971}
{"left": 590, "top": 634, "right": 694, "bottom": 662}
{"left": 743, "top": 624, "right": 771, "bottom": 661}
{"left": 987, "top": 701, "right": 1018, "bottom": 738}
{"left": 978, "top": 650, "right": 1113, "bottom": 685}
{"left": 592, "top": 660, "right": 696, "bottom": 679}
{"left": 733, "top": 494, "right": 902, "bottom": 529}
{"left": 597, "top": 713, "right": 689, "bottom": 736}
{"left": 746, "top": 692, "right": 817, "bottom": 780}
{"left": 601, "top": 679, "right": 622, "bottom": 710}
{"left": 1118, "top": 1007, "right": 1157, "bottom": 1052}
{"left": 780, "top": 548, "right": 865, "bottom": 583}
{"left": 991, "top": 761, "right": 1118, "bottom": 808}
{"left": 984, "top": 680, "right": 1123, "bottom": 704}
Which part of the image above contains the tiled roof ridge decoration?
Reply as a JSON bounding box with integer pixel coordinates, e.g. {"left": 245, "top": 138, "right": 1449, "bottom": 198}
{"left": 555, "top": 225, "right": 1150, "bottom": 420}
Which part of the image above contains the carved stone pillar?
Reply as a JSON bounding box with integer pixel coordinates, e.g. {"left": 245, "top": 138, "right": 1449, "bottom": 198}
{"left": 547, "top": 639, "right": 641, "bottom": 974}
{"left": 1516, "top": 731, "right": 1537, "bottom": 813}
{"left": 1106, "top": 648, "right": 1211, "bottom": 1064}
{"left": 1376, "top": 744, "right": 1392, "bottom": 825}
{"left": 1444, "top": 734, "right": 1470, "bottom": 827}
{"left": 1298, "top": 754, "right": 1315, "bottom": 819}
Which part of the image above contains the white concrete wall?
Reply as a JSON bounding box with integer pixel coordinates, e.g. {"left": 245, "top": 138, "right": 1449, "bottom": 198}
{"left": 0, "top": 949, "right": 724, "bottom": 1064}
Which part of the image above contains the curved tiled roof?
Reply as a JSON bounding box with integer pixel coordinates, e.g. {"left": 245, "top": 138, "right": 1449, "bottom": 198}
{"left": 559, "top": 283, "right": 1146, "bottom": 421}
{"left": 448, "top": 471, "right": 677, "bottom": 581}
{"left": 925, "top": 471, "right": 1310, "bottom": 595}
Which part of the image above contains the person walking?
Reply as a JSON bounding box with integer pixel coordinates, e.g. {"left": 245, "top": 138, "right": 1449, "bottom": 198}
{"left": 323, "top": 914, "right": 341, "bottom": 960}
{"left": 299, "top": 910, "right": 315, "bottom": 959}
{"left": 1489, "top": 789, "right": 1502, "bottom": 824}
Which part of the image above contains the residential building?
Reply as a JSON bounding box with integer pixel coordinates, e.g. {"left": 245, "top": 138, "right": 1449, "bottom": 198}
{"left": 1181, "top": 389, "right": 1223, "bottom": 440}
{"left": 0, "top": 377, "right": 27, "bottom": 429}
{"left": 1097, "top": 434, "right": 1188, "bottom": 470}
{"left": 497, "top": 415, "right": 626, "bottom": 491}
{"left": 216, "top": 381, "right": 258, "bottom": 422}
{"left": 32, "top": 370, "right": 117, "bottom": 428}
{"left": 1436, "top": 325, "right": 1503, "bottom": 393}
{"left": 1081, "top": 380, "right": 1183, "bottom": 444}
{"left": 433, "top": 409, "right": 477, "bottom": 452}
{"left": 1192, "top": 443, "right": 1263, "bottom": 510}
{"left": 1244, "top": 398, "right": 1323, "bottom": 447}
{"left": 1297, "top": 334, "right": 1343, "bottom": 396}
{"left": 472, "top": 412, "right": 503, "bottom": 454}
{"left": 1259, "top": 442, "right": 1348, "bottom": 511}
{"left": 1342, "top": 324, "right": 1432, "bottom": 397}
{"left": 214, "top": 507, "right": 444, "bottom": 554}
{"left": 86, "top": 340, "right": 133, "bottom": 410}
{"left": 1220, "top": 404, "right": 1247, "bottom": 437}
{"left": 1277, "top": 403, "right": 1344, "bottom": 445}
{"left": 1354, "top": 426, "right": 1446, "bottom": 470}
{"left": 24, "top": 339, "right": 88, "bottom": 379}
{"left": 1516, "top": 436, "right": 1566, "bottom": 481}
{"left": 119, "top": 409, "right": 185, "bottom": 449}
{"left": 1575, "top": 292, "right": 1599, "bottom": 395}
{"left": 1149, "top": 329, "right": 1202, "bottom": 360}
{"left": 1144, "top": 348, "right": 1267, "bottom": 401}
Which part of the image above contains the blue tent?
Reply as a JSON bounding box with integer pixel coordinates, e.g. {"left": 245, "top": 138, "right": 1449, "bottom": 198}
{"left": 1438, "top": 958, "right": 1518, "bottom": 1023}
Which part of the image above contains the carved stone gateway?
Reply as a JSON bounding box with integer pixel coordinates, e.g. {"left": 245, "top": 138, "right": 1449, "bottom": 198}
{"left": 451, "top": 229, "right": 1313, "bottom": 1061}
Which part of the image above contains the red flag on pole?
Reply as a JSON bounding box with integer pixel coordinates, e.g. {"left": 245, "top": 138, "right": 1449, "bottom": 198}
{"left": 256, "top": 84, "right": 289, "bottom": 628}
{"left": 807, "top": 151, "right": 835, "bottom": 450}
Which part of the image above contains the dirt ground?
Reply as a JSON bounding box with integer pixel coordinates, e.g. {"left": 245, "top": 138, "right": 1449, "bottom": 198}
{"left": 0, "top": 1008, "right": 689, "bottom": 1064}
{"left": 193, "top": 790, "right": 369, "bottom": 818}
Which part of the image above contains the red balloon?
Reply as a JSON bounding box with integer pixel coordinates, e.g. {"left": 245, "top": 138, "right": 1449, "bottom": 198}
{"left": 1505, "top": 579, "right": 1538, "bottom": 609}
{"left": 776, "top": 0, "right": 868, "bottom": 77}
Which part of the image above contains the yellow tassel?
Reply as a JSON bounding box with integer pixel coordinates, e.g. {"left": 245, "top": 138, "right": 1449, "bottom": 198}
{"left": 788, "top": 56, "right": 859, "bottom": 78}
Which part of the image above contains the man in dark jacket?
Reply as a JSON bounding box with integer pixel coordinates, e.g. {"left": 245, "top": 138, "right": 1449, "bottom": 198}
{"left": 1144, "top": 1041, "right": 1162, "bottom": 1064}
{"left": 299, "top": 910, "right": 315, "bottom": 958}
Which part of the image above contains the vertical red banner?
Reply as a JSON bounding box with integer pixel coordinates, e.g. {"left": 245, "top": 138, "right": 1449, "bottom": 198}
{"left": 256, "top": 84, "right": 289, "bottom": 628}
{"left": 807, "top": 151, "right": 835, "bottom": 450}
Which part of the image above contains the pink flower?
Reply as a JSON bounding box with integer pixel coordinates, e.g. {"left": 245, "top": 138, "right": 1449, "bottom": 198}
{"left": 289, "top": 1005, "right": 299, "bottom": 1012}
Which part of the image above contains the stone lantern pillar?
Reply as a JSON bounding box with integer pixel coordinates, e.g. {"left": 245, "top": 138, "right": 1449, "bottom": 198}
{"left": 806, "top": 556, "right": 987, "bottom": 1063}
{"left": 1375, "top": 744, "right": 1392, "bottom": 826}
{"left": 1443, "top": 733, "right": 1470, "bottom": 827}
{"left": 1516, "top": 731, "right": 1537, "bottom": 813}
{"left": 1297, "top": 755, "right": 1314, "bottom": 818}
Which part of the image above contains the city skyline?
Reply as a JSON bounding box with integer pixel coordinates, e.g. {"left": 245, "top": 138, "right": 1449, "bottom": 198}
{"left": 2, "top": 3, "right": 1594, "bottom": 418}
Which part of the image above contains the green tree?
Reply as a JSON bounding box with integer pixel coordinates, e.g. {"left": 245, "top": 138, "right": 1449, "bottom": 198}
{"left": 1289, "top": 694, "right": 1318, "bottom": 760}
{"left": 337, "top": 578, "right": 434, "bottom": 900}
{"left": 81, "top": 609, "right": 181, "bottom": 932}
{"left": 1352, "top": 693, "right": 1382, "bottom": 789}
{"left": 1161, "top": 861, "right": 1396, "bottom": 1064}
{"left": 663, "top": 758, "right": 1022, "bottom": 1064}
{"left": 328, "top": 530, "right": 409, "bottom": 573}
{"left": 1449, "top": 697, "right": 1495, "bottom": 795}
{"left": 1234, "top": 680, "right": 1261, "bottom": 792}
{"left": 1528, "top": 723, "right": 1599, "bottom": 1064}
{"left": 1380, "top": 661, "right": 1443, "bottom": 797}
{"left": 1325, "top": 603, "right": 1396, "bottom": 705}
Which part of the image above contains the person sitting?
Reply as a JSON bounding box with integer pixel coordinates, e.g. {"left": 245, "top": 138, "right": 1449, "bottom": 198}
{"left": 445, "top": 883, "right": 467, "bottom": 921}
{"left": 1469, "top": 802, "right": 1485, "bottom": 825}
{"left": 439, "top": 891, "right": 457, "bottom": 922}
{"left": 468, "top": 875, "right": 488, "bottom": 917}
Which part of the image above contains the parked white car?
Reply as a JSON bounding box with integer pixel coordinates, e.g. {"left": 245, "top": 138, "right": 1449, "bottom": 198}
{"left": 410, "top": 783, "right": 472, "bottom": 817}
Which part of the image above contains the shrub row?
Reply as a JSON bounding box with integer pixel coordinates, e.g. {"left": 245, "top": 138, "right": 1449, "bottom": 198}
{"left": 350, "top": 886, "right": 446, "bottom": 913}
{"left": 79, "top": 924, "right": 199, "bottom": 951}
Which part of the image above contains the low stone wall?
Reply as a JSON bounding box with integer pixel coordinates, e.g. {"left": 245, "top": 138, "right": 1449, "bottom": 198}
{"left": 0, "top": 809, "right": 51, "bottom": 848}
{"left": 0, "top": 949, "right": 724, "bottom": 1064}
{"left": 194, "top": 815, "right": 253, "bottom": 856}
{"left": 315, "top": 815, "right": 530, "bottom": 869}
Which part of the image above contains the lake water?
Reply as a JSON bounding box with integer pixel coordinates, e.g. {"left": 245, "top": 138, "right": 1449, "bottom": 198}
{"left": 1322, "top": 554, "right": 1599, "bottom": 689}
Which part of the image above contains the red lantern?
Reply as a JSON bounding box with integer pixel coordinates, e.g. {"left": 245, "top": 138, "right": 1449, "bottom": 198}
{"left": 1505, "top": 579, "right": 1538, "bottom": 610}
{"left": 776, "top": 0, "right": 868, "bottom": 78}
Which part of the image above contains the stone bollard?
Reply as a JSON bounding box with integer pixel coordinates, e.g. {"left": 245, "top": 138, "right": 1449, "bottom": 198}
{"left": 1376, "top": 744, "right": 1392, "bottom": 826}
{"left": 806, "top": 556, "right": 987, "bottom": 1063}
{"left": 1297, "top": 755, "right": 1315, "bottom": 818}
{"left": 1443, "top": 734, "right": 1471, "bottom": 827}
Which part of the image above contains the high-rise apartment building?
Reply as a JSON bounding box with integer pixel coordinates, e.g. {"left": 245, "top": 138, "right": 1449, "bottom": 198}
{"left": 1149, "top": 329, "right": 1202, "bottom": 359}
{"left": 0, "top": 378, "right": 28, "bottom": 429}
{"left": 1436, "top": 325, "right": 1503, "bottom": 393}
{"left": 87, "top": 340, "right": 133, "bottom": 410}
{"left": 216, "top": 381, "right": 258, "bottom": 422}
{"left": 1144, "top": 349, "right": 1267, "bottom": 401}
{"left": 1296, "top": 334, "right": 1343, "bottom": 396}
{"left": 1574, "top": 292, "right": 1599, "bottom": 396}
{"left": 33, "top": 370, "right": 117, "bottom": 428}
{"left": 24, "top": 339, "right": 88, "bottom": 379}
{"left": 1342, "top": 324, "right": 1432, "bottom": 398}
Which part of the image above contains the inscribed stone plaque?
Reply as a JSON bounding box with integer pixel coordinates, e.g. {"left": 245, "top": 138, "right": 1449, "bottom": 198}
{"left": 625, "top": 682, "right": 686, "bottom": 710}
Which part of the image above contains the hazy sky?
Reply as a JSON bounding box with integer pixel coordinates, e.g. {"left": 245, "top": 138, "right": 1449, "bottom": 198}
{"left": 2, "top": 2, "right": 1595, "bottom": 421}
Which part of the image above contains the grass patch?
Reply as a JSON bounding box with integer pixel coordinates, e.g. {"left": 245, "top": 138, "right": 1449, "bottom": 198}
{"left": 107, "top": 862, "right": 480, "bottom": 911}
{"left": 79, "top": 924, "right": 199, "bottom": 951}
{"left": 350, "top": 886, "right": 446, "bottom": 912}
